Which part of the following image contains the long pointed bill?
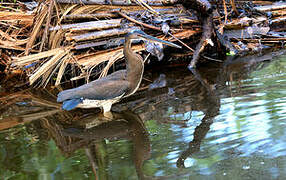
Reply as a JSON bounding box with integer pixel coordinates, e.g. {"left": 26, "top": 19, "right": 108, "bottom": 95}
{"left": 139, "top": 33, "right": 182, "bottom": 49}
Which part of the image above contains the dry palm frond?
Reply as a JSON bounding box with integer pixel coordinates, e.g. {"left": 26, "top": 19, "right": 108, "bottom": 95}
{"left": 13, "top": 47, "right": 63, "bottom": 66}
{"left": 70, "top": 4, "right": 102, "bottom": 15}
{"left": 55, "top": 56, "right": 70, "bottom": 86}
{"left": 0, "top": 38, "right": 28, "bottom": 47}
{"left": 25, "top": 4, "right": 49, "bottom": 55}
{"left": 59, "top": 4, "right": 78, "bottom": 23}
{"left": 0, "top": 11, "right": 34, "bottom": 26}
{"left": 29, "top": 48, "right": 71, "bottom": 85}
{"left": 49, "top": 29, "right": 67, "bottom": 49}
{"left": 42, "top": 51, "right": 72, "bottom": 87}
{"left": 40, "top": 57, "right": 65, "bottom": 87}
{"left": 77, "top": 44, "right": 145, "bottom": 67}
{"left": 40, "top": 0, "right": 55, "bottom": 52}
{"left": 99, "top": 51, "right": 123, "bottom": 78}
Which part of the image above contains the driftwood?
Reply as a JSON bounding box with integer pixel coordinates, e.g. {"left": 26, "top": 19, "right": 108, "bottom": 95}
{"left": 66, "top": 27, "right": 136, "bottom": 41}
{"left": 254, "top": 2, "right": 286, "bottom": 12}
{"left": 50, "top": 19, "right": 122, "bottom": 31}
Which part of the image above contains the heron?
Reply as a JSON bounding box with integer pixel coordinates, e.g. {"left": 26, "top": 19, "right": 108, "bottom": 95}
{"left": 57, "top": 29, "right": 181, "bottom": 117}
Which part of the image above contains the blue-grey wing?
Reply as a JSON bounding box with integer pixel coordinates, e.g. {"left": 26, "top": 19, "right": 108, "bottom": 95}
{"left": 103, "top": 70, "right": 126, "bottom": 80}
{"left": 57, "top": 79, "right": 129, "bottom": 102}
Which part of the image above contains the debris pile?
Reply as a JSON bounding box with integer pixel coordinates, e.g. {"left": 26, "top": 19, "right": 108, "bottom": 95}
{"left": 0, "top": 0, "right": 285, "bottom": 87}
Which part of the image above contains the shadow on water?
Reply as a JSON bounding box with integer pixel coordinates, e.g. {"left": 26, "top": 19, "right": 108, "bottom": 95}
{"left": 0, "top": 49, "right": 285, "bottom": 179}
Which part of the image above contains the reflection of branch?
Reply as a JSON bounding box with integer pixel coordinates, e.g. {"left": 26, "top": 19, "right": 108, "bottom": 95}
{"left": 189, "top": 68, "right": 213, "bottom": 94}
{"left": 31, "top": 98, "right": 61, "bottom": 108}
{"left": 0, "top": 89, "right": 60, "bottom": 108}
{"left": 177, "top": 116, "right": 213, "bottom": 168}
{"left": 0, "top": 109, "right": 61, "bottom": 130}
{"left": 0, "top": 93, "right": 31, "bottom": 110}
{"left": 0, "top": 89, "right": 62, "bottom": 130}
{"left": 176, "top": 80, "right": 219, "bottom": 168}
{"left": 85, "top": 148, "right": 98, "bottom": 180}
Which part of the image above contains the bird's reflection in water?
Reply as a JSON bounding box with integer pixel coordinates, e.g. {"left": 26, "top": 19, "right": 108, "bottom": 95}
{"left": 0, "top": 88, "right": 151, "bottom": 179}
{"left": 47, "top": 110, "right": 150, "bottom": 180}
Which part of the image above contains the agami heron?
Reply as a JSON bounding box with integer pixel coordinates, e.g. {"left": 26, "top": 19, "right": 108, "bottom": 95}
{"left": 57, "top": 30, "right": 181, "bottom": 117}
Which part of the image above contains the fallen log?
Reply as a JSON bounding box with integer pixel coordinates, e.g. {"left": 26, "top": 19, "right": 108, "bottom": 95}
{"left": 50, "top": 19, "right": 122, "bottom": 31}
{"left": 66, "top": 27, "right": 138, "bottom": 41}
{"left": 254, "top": 2, "right": 286, "bottom": 12}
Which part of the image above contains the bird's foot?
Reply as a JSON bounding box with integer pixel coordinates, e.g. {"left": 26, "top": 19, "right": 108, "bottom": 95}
{"left": 103, "top": 111, "right": 114, "bottom": 119}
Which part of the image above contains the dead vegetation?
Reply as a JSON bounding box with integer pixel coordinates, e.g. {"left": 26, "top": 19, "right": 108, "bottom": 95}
{"left": 0, "top": 0, "right": 285, "bottom": 87}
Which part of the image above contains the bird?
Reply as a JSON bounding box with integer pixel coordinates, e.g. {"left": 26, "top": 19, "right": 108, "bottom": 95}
{"left": 57, "top": 29, "right": 181, "bottom": 117}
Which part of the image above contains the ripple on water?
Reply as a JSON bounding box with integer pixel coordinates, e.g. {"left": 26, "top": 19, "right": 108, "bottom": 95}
{"left": 197, "top": 76, "right": 286, "bottom": 169}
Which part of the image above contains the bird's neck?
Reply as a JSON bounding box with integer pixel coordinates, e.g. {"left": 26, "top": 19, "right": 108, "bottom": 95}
{"left": 124, "top": 38, "right": 134, "bottom": 71}
{"left": 123, "top": 38, "right": 144, "bottom": 96}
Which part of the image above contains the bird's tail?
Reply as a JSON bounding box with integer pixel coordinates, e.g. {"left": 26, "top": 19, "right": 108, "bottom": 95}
{"left": 62, "top": 99, "right": 82, "bottom": 111}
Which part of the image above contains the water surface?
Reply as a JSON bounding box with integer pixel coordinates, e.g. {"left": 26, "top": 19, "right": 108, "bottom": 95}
{"left": 0, "top": 51, "right": 286, "bottom": 179}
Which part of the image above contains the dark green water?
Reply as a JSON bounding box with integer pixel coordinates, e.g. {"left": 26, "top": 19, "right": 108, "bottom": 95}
{"left": 0, "top": 51, "right": 286, "bottom": 179}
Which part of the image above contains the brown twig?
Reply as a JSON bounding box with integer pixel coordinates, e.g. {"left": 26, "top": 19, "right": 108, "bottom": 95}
{"left": 40, "top": 0, "right": 55, "bottom": 52}
{"left": 116, "top": 10, "right": 161, "bottom": 31}
{"left": 168, "top": 32, "right": 194, "bottom": 52}
{"left": 116, "top": 10, "right": 194, "bottom": 51}
{"left": 222, "top": 0, "right": 228, "bottom": 24}
{"left": 230, "top": 0, "right": 239, "bottom": 16}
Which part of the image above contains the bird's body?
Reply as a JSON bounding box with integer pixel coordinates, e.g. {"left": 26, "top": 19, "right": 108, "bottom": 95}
{"left": 57, "top": 70, "right": 131, "bottom": 117}
{"left": 57, "top": 30, "right": 181, "bottom": 117}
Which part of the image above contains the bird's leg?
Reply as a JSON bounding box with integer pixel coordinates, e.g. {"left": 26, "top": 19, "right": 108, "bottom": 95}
{"left": 103, "top": 103, "right": 113, "bottom": 119}
{"left": 103, "top": 111, "right": 113, "bottom": 119}
{"left": 99, "top": 107, "right": 104, "bottom": 113}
